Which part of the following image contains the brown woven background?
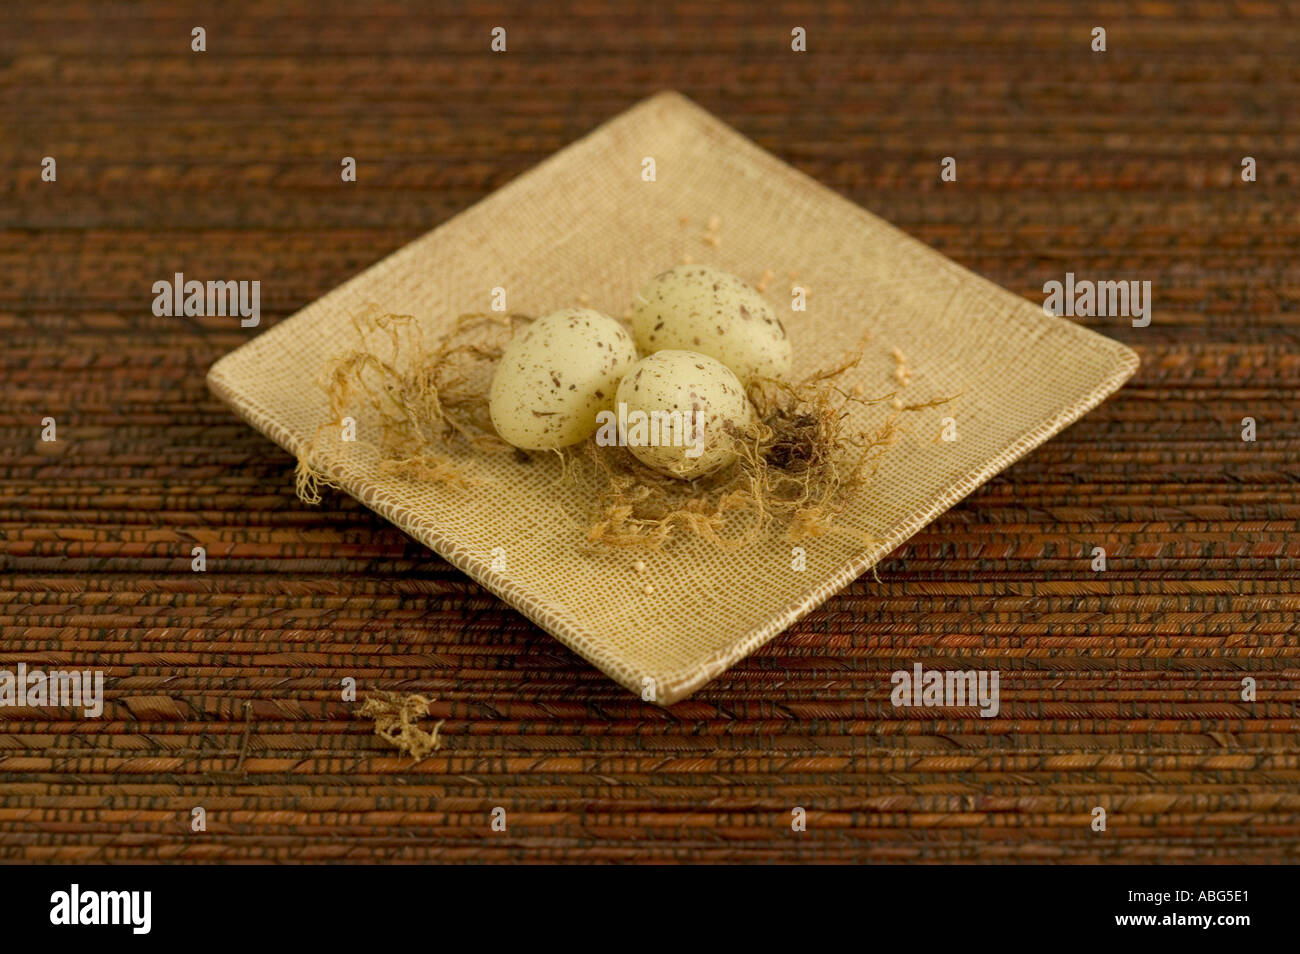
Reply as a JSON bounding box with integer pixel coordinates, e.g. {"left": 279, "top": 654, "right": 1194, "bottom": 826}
{"left": 2, "top": 1, "right": 1298, "bottom": 863}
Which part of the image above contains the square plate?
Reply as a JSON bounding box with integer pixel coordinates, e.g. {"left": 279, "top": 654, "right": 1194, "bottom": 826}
{"left": 207, "top": 91, "right": 1138, "bottom": 706}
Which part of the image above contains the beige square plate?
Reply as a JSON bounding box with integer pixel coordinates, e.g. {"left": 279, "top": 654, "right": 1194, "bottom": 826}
{"left": 208, "top": 91, "right": 1138, "bottom": 706}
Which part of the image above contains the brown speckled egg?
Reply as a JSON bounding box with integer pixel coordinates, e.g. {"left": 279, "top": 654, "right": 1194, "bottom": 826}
{"left": 489, "top": 308, "right": 637, "bottom": 449}
{"left": 614, "top": 350, "right": 752, "bottom": 479}
{"left": 629, "top": 265, "right": 792, "bottom": 383}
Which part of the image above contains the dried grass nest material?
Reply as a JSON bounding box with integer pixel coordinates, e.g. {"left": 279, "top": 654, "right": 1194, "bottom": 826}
{"left": 295, "top": 304, "right": 953, "bottom": 551}
{"left": 358, "top": 691, "right": 445, "bottom": 759}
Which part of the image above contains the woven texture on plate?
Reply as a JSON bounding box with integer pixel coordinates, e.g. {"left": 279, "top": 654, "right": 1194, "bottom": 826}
{"left": 208, "top": 91, "right": 1137, "bottom": 705}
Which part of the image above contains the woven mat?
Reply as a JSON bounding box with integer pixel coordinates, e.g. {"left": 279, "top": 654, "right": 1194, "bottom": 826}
{"left": 2, "top": 1, "right": 1298, "bottom": 863}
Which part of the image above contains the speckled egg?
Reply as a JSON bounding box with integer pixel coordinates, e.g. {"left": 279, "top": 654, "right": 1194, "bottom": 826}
{"left": 614, "top": 350, "right": 752, "bottom": 479}
{"left": 629, "top": 265, "right": 792, "bottom": 383}
{"left": 489, "top": 308, "right": 638, "bottom": 450}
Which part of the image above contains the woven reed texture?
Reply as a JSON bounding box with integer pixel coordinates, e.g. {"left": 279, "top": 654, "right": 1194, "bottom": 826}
{"left": 3, "top": 1, "right": 1299, "bottom": 863}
